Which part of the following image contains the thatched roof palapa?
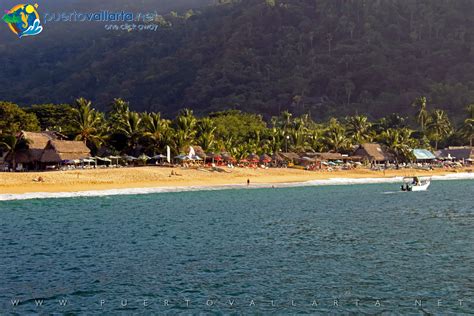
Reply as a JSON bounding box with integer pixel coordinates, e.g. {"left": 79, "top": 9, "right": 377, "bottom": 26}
{"left": 260, "top": 154, "right": 272, "bottom": 162}
{"left": 7, "top": 131, "right": 57, "bottom": 164}
{"left": 272, "top": 153, "right": 284, "bottom": 162}
{"left": 221, "top": 153, "right": 236, "bottom": 162}
{"left": 354, "top": 143, "right": 392, "bottom": 162}
{"left": 313, "top": 152, "right": 344, "bottom": 161}
{"left": 41, "top": 140, "right": 91, "bottom": 163}
{"left": 279, "top": 152, "right": 300, "bottom": 162}
{"left": 207, "top": 152, "right": 222, "bottom": 161}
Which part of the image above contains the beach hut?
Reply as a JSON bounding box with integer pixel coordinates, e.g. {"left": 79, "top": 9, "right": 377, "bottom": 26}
{"left": 40, "top": 140, "right": 91, "bottom": 168}
{"left": 353, "top": 143, "right": 393, "bottom": 164}
{"left": 279, "top": 152, "right": 300, "bottom": 164}
{"left": 412, "top": 149, "right": 436, "bottom": 162}
{"left": 436, "top": 147, "right": 473, "bottom": 163}
{"left": 5, "top": 131, "right": 67, "bottom": 171}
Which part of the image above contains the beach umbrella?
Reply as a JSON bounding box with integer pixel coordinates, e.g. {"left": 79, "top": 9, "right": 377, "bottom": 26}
{"left": 209, "top": 153, "right": 222, "bottom": 161}
{"left": 95, "top": 157, "right": 112, "bottom": 163}
{"left": 335, "top": 160, "right": 344, "bottom": 164}
{"left": 239, "top": 158, "right": 249, "bottom": 163}
{"left": 193, "top": 155, "right": 203, "bottom": 161}
{"left": 80, "top": 158, "right": 95, "bottom": 167}
{"left": 108, "top": 155, "right": 121, "bottom": 165}
{"left": 123, "top": 155, "right": 137, "bottom": 161}
{"left": 328, "top": 161, "right": 336, "bottom": 166}
{"left": 153, "top": 154, "right": 167, "bottom": 160}
{"left": 247, "top": 154, "right": 260, "bottom": 163}
{"left": 222, "top": 153, "right": 236, "bottom": 162}
{"left": 174, "top": 155, "right": 187, "bottom": 160}
{"left": 207, "top": 153, "right": 223, "bottom": 163}
{"left": 260, "top": 154, "right": 272, "bottom": 163}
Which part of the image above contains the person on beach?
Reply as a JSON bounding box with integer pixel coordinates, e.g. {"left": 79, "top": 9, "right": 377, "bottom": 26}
{"left": 32, "top": 176, "right": 44, "bottom": 182}
{"left": 247, "top": 179, "right": 250, "bottom": 186}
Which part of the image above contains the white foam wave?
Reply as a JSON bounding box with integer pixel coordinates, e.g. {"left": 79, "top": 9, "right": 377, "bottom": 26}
{"left": 0, "top": 172, "right": 472, "bottom": 201}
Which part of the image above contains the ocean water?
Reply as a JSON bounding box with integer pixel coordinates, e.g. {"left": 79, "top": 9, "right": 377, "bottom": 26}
{"left": 0, "top": 180, "right": 473, "bottom": 314}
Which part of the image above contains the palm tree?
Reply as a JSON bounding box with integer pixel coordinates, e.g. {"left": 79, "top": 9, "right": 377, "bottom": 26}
{"left": 117, "top": 111, "right": 143, "bottom": 151}
{"left": 412, "top": 96, "right": 429, "bottom": 132}
{"left": 174, "top": 109, "right": 197, "bottom": 152}
{"left": 280, "top": 111, "right": 293, "bottom": 128}
{"left": 267, "top": 121, "right": 284, "bottom": 153}
{"left": 378, "top": 128, "right": 415, "bottom": 162}
{"left": 346, "top": 115, "right": 372, "bottom": 144}
{"left": 72, "top": 98, "right": 104, "bottom": 149}
{"left": 289, "top": 117, "right": 307, "bottom": 150}
{"left": 142, "top": 112, "right": 169, "bottom": 154}
{"left": 324, "top": 118, "right": 350, "bottom": 152}
{"left": 305, "top": 128, "right": 324, "bottom": 152}
{"left": 426, "top": 109, "right": 452, "bottom": 150}
{"left": 111, "top": 98, "right": 130, "bottom": 114}
{"left": 197, "top": 118, "right": 216, "bottom": 151}
{"left": 0, "top": 134, "right": 30, "bottom": 170}
{"left": 229, "top": 143, "right": 249, "bottom": 161}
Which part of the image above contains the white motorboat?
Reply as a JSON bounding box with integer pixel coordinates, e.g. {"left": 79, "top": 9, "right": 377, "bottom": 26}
{"left": 401, "top": 176, "right": 431, "bottom": 192}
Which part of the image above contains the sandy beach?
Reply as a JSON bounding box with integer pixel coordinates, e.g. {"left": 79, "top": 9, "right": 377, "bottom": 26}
{"left": 0, "top": 166, "right": 472, "bottom": 195}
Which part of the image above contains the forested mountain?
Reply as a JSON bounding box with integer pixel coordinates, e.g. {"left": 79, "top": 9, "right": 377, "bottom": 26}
{"left": 1, "top": 0, "right": 473, "bottom": 121}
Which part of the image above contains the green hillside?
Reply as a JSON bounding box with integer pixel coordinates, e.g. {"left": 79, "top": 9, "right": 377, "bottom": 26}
{"left": 1, "top": 0, "right": 473, "bottom": 121}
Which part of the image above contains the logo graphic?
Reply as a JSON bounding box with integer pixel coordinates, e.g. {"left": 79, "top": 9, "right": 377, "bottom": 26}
{"left": 2, "top": 3, "right": 43, "bottom": 38}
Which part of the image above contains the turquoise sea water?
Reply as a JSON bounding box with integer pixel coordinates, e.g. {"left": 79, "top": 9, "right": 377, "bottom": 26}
{"left": 0, "top": 180, "right": 473, "bottom": 314}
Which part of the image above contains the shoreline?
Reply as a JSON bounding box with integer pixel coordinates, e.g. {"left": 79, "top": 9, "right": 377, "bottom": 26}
{"left": 0, "top": 167, "right": 472, "bottom": 201}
